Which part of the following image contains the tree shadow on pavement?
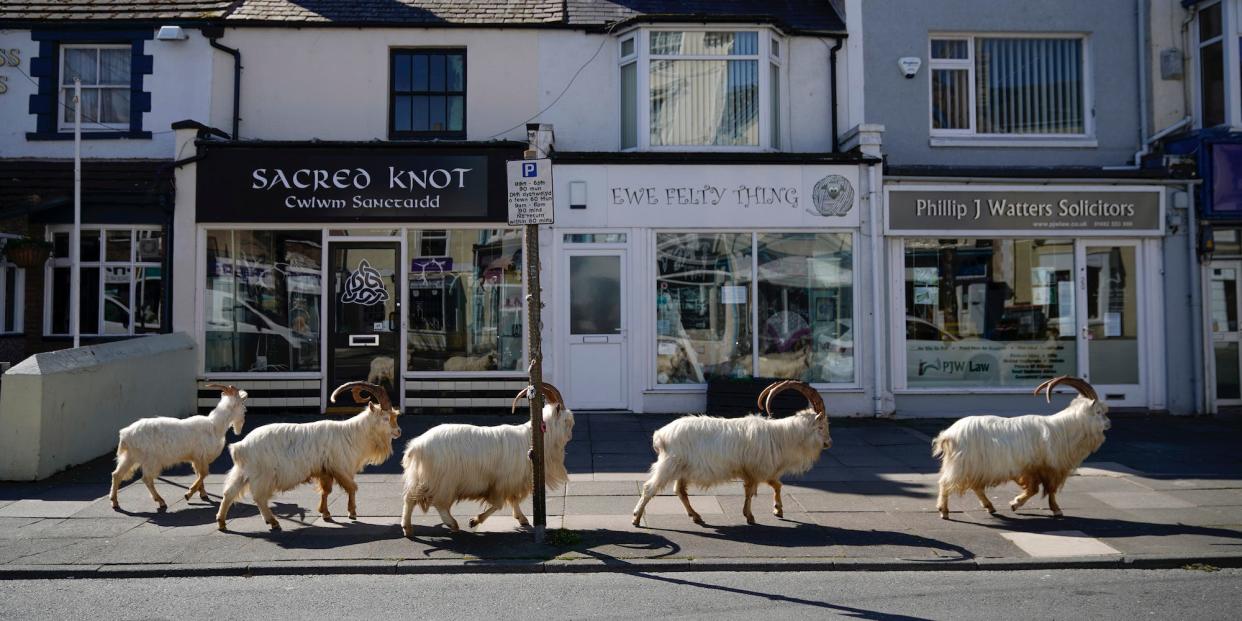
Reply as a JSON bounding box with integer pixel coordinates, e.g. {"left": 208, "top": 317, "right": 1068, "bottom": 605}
{"left": 630, "top": 572, "right": 932, "bottom": 621}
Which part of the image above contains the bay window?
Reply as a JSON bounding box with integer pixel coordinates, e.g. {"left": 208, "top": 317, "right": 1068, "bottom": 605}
{"left": 929, "top": 35, "right": 1088, "bottom": 138}
{"left": 46, "top": 226, "right": 163, "bottom": 337}
{"left": 656, "top": 231, "right": 854, "bottom": 385}
{"left": 621, "top": 29, "right": 783, "bottom": 150}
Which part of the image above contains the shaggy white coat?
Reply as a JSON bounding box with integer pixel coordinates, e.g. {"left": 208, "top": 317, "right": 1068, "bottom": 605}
{"left": 216, "top": 403, "right": 400, "bottom": 531}
{"left": 109, "top": 391, "right": 247, "bottom": 510}
{"left": 400, "top": 403, "right": 574, "bottom": 533}
{"left": 632, "top": 411, "right": 831, "bottom": 525}
{"left": 932, "top": 396, "right": 1109, "bottom": 518}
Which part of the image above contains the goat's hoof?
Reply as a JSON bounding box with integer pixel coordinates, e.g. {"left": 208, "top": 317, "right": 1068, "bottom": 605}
{"left": 467, "top": 518, "right": 480, "bottom": 528}
{"left": 517, "top": 520, "right": 531, "bottom": 528}
{"left": 986, "top": 507, "right": 998, "bottom": 515}
{"left": 1052, "top": 511, "right": 1064, "bottom": 518}
{"left": 1009, "top": 502, "right": 1020, "bottom": 512}
{"left": 217, "top": 521, "right": 227, "bottom": 531}
{"left": 268, "top": 523, "right": 282, "bottom": 532}
{"left": 199, "top": 493, "right": 210, "bottom": 502}
{"left": 110, "top": 500, "right": 120, "bottom": 511}
{"left": 939, "top": 512, "right": 949, "bottom": 520}
{"left": 348, "top": 513, "right": 357, "bottom": 521}
{"left": 402, "top": 526, "right": 414, "bottom": 538}
{"left": 156, "top": 504, "right": 168, "bottom": 513}
{"left": 773, "top": 508, "right": 783, "bottom": 518}
{"left": 745, "top": 517, "right": 756, "bottom": 525}
{"left": 184, "top": 491, "right": 193, "bottom": 501}
{"left": 631, "top": 517, "right": 642, "bottom": 527}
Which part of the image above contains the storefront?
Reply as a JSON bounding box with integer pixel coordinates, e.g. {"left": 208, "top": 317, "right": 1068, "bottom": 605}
{"left": 181, "top": 139, "right": 529, "bottom": 413}
{"left": 884, "top": 183, "right": 1167, "bottom": 411}
{"left": 547, "top": 157, "right": 875, "bottom": 414}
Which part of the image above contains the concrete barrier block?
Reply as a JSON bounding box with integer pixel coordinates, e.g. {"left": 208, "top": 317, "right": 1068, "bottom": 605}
{"left": 0, "top": 333, "right": 196, "bottom": 481}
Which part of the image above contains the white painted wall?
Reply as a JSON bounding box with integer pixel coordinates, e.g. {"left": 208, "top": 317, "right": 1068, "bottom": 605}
{"left": 0, "top": 29, "right": 215, "bottom": 159}
{"left": 0, "top": 332, "right": 196, "bottom": 481}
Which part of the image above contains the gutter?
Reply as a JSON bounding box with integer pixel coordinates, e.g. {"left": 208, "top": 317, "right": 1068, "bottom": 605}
{"left": 202, "top": 26, "right": 242, "bottom": 140}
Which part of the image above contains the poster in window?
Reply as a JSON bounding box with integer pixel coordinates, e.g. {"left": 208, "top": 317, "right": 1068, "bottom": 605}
{"left": 913, "top": 286, "right": 937, "bottom": 306}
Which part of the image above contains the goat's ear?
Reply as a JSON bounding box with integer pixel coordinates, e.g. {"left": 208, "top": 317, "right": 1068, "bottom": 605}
{"left": 814, "top": 412, "right": 826, "bottom": 423}
{"left": 237, "top": 390, "right": 249, "bottom": 401}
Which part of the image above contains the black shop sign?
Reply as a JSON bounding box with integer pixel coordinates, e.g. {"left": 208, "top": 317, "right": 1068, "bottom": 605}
{"left": 196, "top": 145, "right": 513, "bottom": 223}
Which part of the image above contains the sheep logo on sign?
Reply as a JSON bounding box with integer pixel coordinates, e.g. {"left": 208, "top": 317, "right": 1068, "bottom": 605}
{"left": 809, "top": 175, "right": 854, "bottom": 217}
{"left": 341, "top": 259, "right": 389, "bottom": 306}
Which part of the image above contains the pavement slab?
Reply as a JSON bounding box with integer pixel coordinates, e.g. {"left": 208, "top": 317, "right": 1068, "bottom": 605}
{"left": 2, "top": 413, "right": 1242, "bottom": 575}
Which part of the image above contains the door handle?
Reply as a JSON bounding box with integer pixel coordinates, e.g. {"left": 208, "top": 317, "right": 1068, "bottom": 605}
{"left": 349, "top": 334, "right": 380, "bottom": 347}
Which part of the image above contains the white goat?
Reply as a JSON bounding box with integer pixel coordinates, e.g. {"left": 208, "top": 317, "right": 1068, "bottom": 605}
{"left": 367, "top": 355, "right": 395, "bottom": 389}
{"left": 109, "top": 384, "right": 247, "bottom": 511}
{"left": 932, "top": 376, "right": 1110, "bottom": 519}
{"left": 632, "top": 380, "right": 831, "bottom": 526}
{"left": 442, "top": 352, "right": 497, "bottom": 372}
{"left": 216, "top": 382, "right": 401, "bottom": 531}
{"left": 400, "top": 383, "right": 574, "bottom": 535}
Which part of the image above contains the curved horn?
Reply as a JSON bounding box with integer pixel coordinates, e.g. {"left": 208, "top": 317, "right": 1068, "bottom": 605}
{"left": 756, "top": 380, "right": 788, "bottom": 416}
{"left": 1031, "top": 377, "right": 1057, "bottom": 400}
{"left": 1038, "top": 375, "right": 1098, "bottom": 403}
{"left": 510, "top": 386, "right": 533, "bottom": 414}
{"left": 330, "top": 381, "right": 392, "bottom": 410}
{"left": 541, "top": 383, "right": 565, "bottom": 410}
{"left": 766, "top": 380, "right": 825, "bottom": 418}
{"left": 205, "top": 383, "right": 238, "bottom": 397}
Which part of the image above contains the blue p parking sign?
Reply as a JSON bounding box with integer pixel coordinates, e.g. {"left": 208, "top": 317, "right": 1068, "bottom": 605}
{"left": 506, "top": 158, "right": 554, "bottom": 225}
{"left": 522, "top": 162, "right": 538, "bottom": 178}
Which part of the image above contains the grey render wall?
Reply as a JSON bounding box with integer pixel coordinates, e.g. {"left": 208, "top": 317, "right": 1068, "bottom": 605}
{"left": 862, "top": 0, "right": 1141, "bottom": 167}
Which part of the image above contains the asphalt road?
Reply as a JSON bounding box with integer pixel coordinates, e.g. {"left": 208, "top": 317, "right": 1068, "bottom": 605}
{"left": 2, "top": 569, "right": 1240, "bottom": 620}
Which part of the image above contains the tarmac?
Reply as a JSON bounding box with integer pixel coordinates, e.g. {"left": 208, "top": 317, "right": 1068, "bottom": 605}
{"left": 2, "top": 412, "right": 1241, "bottom": 578}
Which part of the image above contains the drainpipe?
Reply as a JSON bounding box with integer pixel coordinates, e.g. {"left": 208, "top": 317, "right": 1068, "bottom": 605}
{"left": 1188, "top": 182, "right": 1205, "bottom": 414}
{"left": 828, "top": 36, "right": 845, "bottom": 153}
{"left": 204, "top": 28, "right": 241, "bottom": 139}
{"left": 1137, "top": 0, "right": 1149, "bottom": 148}
{"left": 868, "top": 163, "right": 888, "bottom": 416}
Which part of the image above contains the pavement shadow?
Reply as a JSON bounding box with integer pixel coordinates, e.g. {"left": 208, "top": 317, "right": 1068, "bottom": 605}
{"left": 630, "top": 571, "right": 931, "bottom": 621}
{"left": 649, "top": 520, "right": 972, "bottom": 561}
{"left": 963, "top": 513, "right": 1242, "bottom": 544}
{"left": 403, "top": 525, "right": 682, "bottom": 562}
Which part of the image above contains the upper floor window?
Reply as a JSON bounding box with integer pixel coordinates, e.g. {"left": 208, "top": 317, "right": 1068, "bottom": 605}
{"left": 390, "top": 49, "right": 466, "bottom": 139}
{"left": 59, "top": 44, "right": 131, "bottom": 132}
{"left": 930, "top": 35, "right": 1088, "bottom": 138}
{"left": 1198, "top": 2, "right": 1228, "bottom": 127}
{"left": 620, "top": 29, "right": 783, "bottom": 151}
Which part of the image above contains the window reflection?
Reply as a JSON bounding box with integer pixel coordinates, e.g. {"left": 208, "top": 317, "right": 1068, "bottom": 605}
{"left": 406, "top": 228, "right": 523, "bottom": 372}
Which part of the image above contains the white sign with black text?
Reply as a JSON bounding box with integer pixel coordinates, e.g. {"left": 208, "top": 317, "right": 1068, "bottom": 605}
{"left": 507, "top": 159, "right": 554, "bottom": 225}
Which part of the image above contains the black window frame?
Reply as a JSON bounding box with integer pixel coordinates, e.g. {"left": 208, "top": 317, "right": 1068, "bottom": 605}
{"left": 389, "top": 48, "right": 467, "bottom": 140}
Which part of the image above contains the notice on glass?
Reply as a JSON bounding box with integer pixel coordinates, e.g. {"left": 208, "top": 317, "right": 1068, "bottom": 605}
{"left": 721, "top": 285, "right": 747, "bottom": 304}
{"left": 913, "top": 286, "right": 937, "bottom": 305}
{"left": 1032, "top": 286, "right": 1051, "bottom": 305}
{"left": 1105, "top": 312, "right": 1122, "bottom": 337}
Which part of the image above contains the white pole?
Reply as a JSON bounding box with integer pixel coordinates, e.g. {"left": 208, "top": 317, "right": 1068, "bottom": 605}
{"left": 72, "top": 77, "right": 81, "bottom": 349}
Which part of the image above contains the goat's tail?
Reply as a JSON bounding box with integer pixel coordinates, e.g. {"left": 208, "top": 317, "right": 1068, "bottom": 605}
{"left": 222, "top": 443, "right": 250, "bottom": 499}
{"left": 931, "top": 434, "right": 952, "bottom": 460}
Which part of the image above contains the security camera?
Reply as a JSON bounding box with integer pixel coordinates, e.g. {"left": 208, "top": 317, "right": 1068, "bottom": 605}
{"left": 898, "top": 57, "right": 922, "bottom": 79}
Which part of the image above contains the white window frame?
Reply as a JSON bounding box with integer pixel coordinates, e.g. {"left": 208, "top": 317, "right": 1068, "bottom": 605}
{"left": 1192, "top": 0, "right": 1242, "bottom": 129}
{"left": 43, "top": 225, "right": 162, "bottom": 337}
{"left": 648, "top": 228, "right": 862, "bottom": 391}
{"left": 0, "top": 235, "right": 26, "bottom": 336}
{"left": 927, "top": 33, "right": 1095, "bottom": 147}
{"left": 58, "top": 43, "right": 132, "bottom": 132}
{"left": 619, "top": 27, "right": 786, "bottom": 152}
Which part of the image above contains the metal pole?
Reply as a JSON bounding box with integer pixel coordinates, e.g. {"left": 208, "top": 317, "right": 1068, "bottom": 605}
{"left": 525, "top": 215, "right": 546, "bottom": 543}
{"left": 72, "top": 77, "right": 81, "bottom": 349}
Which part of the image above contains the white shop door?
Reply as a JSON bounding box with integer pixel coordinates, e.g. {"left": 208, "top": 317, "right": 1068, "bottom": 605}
{"left": 563, "top": 249, "right": 627, "bottom": 409}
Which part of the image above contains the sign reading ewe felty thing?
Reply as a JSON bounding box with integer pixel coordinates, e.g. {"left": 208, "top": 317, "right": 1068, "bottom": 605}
{"left": 196, "top": 146, "right": 511, "bottom": 223}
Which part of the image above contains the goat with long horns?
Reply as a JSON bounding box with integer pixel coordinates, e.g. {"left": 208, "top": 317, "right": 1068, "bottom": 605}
{"left": 633, "top": 380, "right": 832, "bottom": 526}
{"left": 216, "top": 381, "right": 401, "bottom": 531}
{"left": 932, "top": 375, "right": 1110, "bottom": 519}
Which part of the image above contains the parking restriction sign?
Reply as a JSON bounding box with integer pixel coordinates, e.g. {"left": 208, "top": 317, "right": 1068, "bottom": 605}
{"left": 506, "top": 158, "right": 554, "bottom": 225}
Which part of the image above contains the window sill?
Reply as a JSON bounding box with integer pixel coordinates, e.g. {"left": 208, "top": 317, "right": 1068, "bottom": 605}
{"left": 929, "top": 136, "right": 1098, "bottom": 148}
{"left": 27, "top": 130, "right": 153, "bottom": 141}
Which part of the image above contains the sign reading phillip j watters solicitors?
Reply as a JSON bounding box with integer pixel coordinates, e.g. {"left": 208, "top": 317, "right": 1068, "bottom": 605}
{"left": 885, "top": 185, "right": 1164, "bottom": 236}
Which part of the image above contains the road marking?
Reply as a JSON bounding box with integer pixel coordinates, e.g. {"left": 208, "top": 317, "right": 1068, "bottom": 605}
{"left": 1001, "top": 530, "right": 1121, "bottom": 557}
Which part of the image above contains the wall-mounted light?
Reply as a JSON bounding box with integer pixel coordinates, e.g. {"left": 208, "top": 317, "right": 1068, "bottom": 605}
{"left": 156, "top": 25, "right": 188, "bottom": 41}
{"left": 570, "top": 181, "right": 587, "bottom": 210}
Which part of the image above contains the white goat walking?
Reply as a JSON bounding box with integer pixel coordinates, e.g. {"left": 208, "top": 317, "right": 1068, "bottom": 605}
{"left": 632, "top": 380, "right": 831, "bottom": 526}
{"left": 215, "top": 382, "right": 401, "bottom": 531}
{"left": 400, "top": 383, "right": 574, "bottom": 535}
{"left": 109, "top": 384, "right": 247, "bottom": 511}
{"left": 932, "top": 376, "right": 1110, "bottom": 519}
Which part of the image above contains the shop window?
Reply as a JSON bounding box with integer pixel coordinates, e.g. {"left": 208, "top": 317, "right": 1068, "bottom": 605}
{"left": 622, "top": 29, "right": 783, "bottom": 150}
{"left": 407, "top": 228, "right": 523, "bottom": 372}
{"left": 930, "top": 36, "right": 1087, "bottom": 136}
{"left": 903, "top": 239, "right": 1076, "bottom": 388}
{"left": 390, "top": 49, "right": 466, "bottom": 139}
{"left": 656, "top": 232, "right": 855, "bottom": 385}
{"left": 46, "top": 227, "right": 163, "bottom": 337}
{"left": 0, "top": 236, "right": 25, "bottom": 335}
{"left": 203, "top": 230, "right": 322, "bottom": 372}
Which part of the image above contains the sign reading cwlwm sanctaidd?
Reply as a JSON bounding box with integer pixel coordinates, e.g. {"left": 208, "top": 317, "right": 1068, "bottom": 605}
{"left": 506, "top": 159, "right": 554, "bottom": 225}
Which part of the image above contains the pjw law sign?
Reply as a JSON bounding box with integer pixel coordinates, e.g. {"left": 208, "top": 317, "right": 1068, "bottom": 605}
{"left": 885, "top": 185, "right": 1164, "bottom": 236}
